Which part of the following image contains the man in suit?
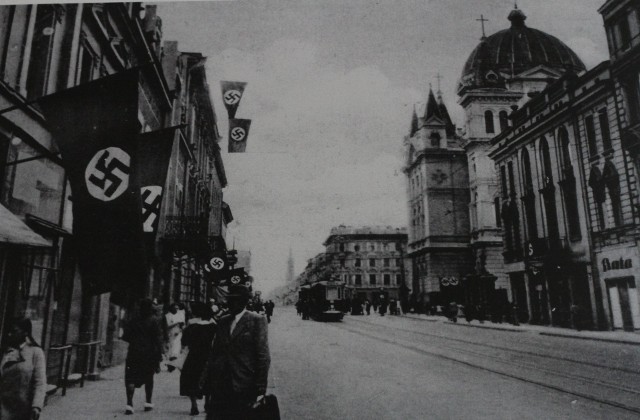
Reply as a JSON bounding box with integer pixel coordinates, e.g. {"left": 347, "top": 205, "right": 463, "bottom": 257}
{"left": 204, "top": 284, "right": 270, "bottom": 420}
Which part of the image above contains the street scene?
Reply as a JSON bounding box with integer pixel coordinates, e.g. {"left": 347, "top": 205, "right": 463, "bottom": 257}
{"left": 1, "top": 0, "right": 640, "bottom": 419}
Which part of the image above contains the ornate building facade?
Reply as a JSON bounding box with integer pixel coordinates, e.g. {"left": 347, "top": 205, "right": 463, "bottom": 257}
{"left": 597, "top": 0, "right": 640, "bottom": 331}
{"left": 457, "top": 5, "right": 587, "bottom": 317}
{"left": 404, "top": 89, "right": 471, "bottom": 307}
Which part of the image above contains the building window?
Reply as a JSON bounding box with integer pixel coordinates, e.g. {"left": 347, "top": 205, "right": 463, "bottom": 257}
{"left": 355, "top": 258, "right": 361, "bottom": 267}
{"left": 507, "top": 161, "right": 516, "bottom": 196}
{"left": 430, "top": 131, "right": 441, "bottom": 147}
{"left": 383, "top": 258, "right": 390, "bottom": 267}
{"left": 395, "top": 258, "right": 401, "bottom": 267}
{"left": 383, "top": 274, "right": 391, "bottom": 285}
{"left": 499, "top": 110, "right": 509, "bottom": 132}
{"left": 369, "top": 274, "right": 377, "bottom": 285}
{"left": 622, "top": 72, "right": 640, "bottom": 125}
{"left": 558, "top": 128, "right": 581, "bottom": 240}
{"left": 396, "top": 274, "right": 402, "bottom": 285}
{"left": 500, "top": 166, "right": 508, "bottom": 198}
{"left": 540, "top": 137, "right": 560, "bottom": 240}
{"left": 598, "top": 109, "right": 612, "bottom": 152}
{"left": 1, "top": 136, "right": 65, "bottom": 224}
{"left": 339, "top": 243, "right": 345, "bottom": 252}
{"left": 494, "top": 197, "right": 502, "bottom": 227}
{"left": 485, "top": 110, "right": 495, "bottom": 134}
{"left": 355, "top": 275, "right": 362, "bottom": 285}
{"left": 521, "top": 148, "right": 537, "bottom": 240}
{"left": 354, "top": 245, "right": 360, "bottom": 252}
{"left": 603, "top": 162, "right": 623, "bottom": 227}
{"left": 615, "top": 14, "right": 633, "bottom": 51}
{"left": 26, "top": 4, "right": 59, "bottom": 100}
{"left": 339, "top": 259, "right": 345, "bottom": 268}
{"left": 585, "top": 115, "right": 598, "bottom": 157}
{"left": 369, "top": 258, "right": 376, "bottom": 267}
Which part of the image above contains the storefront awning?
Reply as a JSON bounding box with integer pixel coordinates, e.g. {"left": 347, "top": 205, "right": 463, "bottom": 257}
{"left": 0, "top": 204, "right": 50, "bottom": 247}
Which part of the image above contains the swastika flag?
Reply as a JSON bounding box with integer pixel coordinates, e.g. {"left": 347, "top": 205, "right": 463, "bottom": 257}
{"left": 220, "top": 81, "right": 247, "bottom": 119}
{"left": 228, "top": 118, "right": 251, "bottom": 153}
{"left": 37, "top": 69, "right": 147, "bottom": 304}
{"left": 138, "top": 127, "right": 178, "bottom": 236}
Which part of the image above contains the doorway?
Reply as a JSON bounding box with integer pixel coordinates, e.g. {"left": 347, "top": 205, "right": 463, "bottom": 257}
{"left": 606, "top": 277, "right": 638, "bottom": 331}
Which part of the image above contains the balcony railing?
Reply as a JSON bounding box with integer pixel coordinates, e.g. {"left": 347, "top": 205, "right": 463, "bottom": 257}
{"left": 164, "top": 215, "right": 208, "bottom": 239}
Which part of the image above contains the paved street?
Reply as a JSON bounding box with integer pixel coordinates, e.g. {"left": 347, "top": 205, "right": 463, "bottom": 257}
{"left": 44, "top": 307, "right": 640, "bottom": 419}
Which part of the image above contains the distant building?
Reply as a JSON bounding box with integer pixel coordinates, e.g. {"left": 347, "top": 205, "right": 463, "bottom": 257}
{"left": 323, "top": 225, "right": 408, "bottom": 301}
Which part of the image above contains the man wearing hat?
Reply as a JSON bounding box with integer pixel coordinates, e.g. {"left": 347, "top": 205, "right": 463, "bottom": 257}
{"left": 203, "top": 284, "right": 270, "bottom": 419}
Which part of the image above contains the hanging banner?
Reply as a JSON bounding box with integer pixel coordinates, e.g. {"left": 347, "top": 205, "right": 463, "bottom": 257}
{"left": 228, "top": 118, "right": 251, "bottom": 153}
{"left": 138, "top": 127, "right": 178, "bottom": 236}
{"left": 220, "top": 81, "right": 247, "bottom": 119}
{"left": 37, "top": 69, "right": 147, "bottom": 303}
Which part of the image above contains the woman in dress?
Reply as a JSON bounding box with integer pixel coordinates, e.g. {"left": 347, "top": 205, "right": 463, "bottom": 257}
{"left": 122, "top": 298, "right": 163, "bottom": 415}
{"left": 164, "top": 302, "right": 185, "bottom": 371}
{"left": 0, "top": 318, "right": 46, "bottom": 420}
{"left": 180, "top": 302, "right": 216, "bottom": 415}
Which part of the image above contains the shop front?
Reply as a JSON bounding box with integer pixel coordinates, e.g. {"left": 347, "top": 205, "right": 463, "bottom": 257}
{"left": 598, "top": 246, "right": 640, "bottom": 331}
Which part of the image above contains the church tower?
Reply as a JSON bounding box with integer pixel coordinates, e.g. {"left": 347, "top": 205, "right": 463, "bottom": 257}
{"left": 286, "top": 247, "right": 295, "bottom": 284}
{"left": 457, "top": 5, "right": 586, "bottom": 304}
{"left": 404, "top": 88, "right": 471, "bottom": 307}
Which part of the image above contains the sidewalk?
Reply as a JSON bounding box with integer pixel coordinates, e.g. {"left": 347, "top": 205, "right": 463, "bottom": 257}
{"left": 401, "top": 312, "right": 640, "bottom": 345}
{"left": 44, "top": 364, "right": 204, "bottom": 419}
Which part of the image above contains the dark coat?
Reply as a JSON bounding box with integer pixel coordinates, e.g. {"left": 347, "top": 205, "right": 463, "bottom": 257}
{"left": 204, "top": 311, "right": 270, "bottom": 398}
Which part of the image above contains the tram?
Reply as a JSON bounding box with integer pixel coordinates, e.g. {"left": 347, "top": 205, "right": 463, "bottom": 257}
{"left": 308, "top": 280, "right": 345, "bottom": 322}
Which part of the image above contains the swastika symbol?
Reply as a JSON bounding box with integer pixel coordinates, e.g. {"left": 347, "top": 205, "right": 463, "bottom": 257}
{"left": 210, "top": 257, "right": 225, "bottom": 270}
{"left": 141, "top": 185, "right": 162, "bottom": 233}
{"left": 231, "top": 275, "right": 241, "bottom": 284}
{"left": 223, "top": 90, "right": 242, "bottom": 105}
{"left": 85, "top": 147, "right": 130, "bottom": 201}
{"left": 230, "top": 127, "right": 246, "bottom": 142}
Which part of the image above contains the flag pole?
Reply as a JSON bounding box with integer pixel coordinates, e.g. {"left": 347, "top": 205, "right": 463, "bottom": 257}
{"left": 0, "top": 63, "right": 155, "bottom": 117}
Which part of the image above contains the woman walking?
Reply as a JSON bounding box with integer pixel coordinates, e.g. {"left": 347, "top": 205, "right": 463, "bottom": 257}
{"left": 123, "top": 298, "right": 163, "bottom": 415}
{"left": 180, "top": 303, "right": 216, "bottom": 415}
{"left": 0, "top": 318, "right": 46, "bottom": 420}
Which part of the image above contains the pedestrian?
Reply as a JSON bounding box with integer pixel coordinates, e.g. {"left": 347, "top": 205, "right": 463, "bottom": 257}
{"left": 123, "top": 298, "right": 163, "bottom": 415}
{"left": 365, "top": 299, "right": 371, "bottom": 315}
{"left": 379, "top": 296, "right": 388, "bottom": 317}
{"left": 180, "top": 302, "right": 216, "bottom": 416}
{"left": 0, "top": 317, "right": 46, "bottom": 420}
{"left": 448, "top": 301, "right": 459, "bottom": 323}
{"left": 165, "top": 302, "right": 185, "bottom": 371}
{"left": 265, "top": 300, "right": 274, "bottom": 323}
{"left": 510, "top": 301, "right": 520, "bottom": 326}
{"left": 202, "top": 284, "right": 270, "bottom": 420}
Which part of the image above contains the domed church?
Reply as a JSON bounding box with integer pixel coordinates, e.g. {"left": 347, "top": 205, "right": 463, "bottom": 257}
{"left": 457, "top": 5, "right": 586, "bottom": 310}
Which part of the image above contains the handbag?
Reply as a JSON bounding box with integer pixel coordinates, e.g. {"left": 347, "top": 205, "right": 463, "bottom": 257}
{"left": 252, "top": 394, "right": 281, "bottom": 420}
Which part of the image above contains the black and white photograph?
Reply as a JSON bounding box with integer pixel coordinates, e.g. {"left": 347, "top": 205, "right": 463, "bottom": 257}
{"left": 0, "top": 0, "right": 639, "bottom": 418}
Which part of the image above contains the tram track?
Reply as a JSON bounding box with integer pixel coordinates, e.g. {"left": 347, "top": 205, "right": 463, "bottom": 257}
{"left": 349, "top": 316, "right": 640, "bottom": 375}
{"left": 330, "top": 319, "right": 640, "bottom": 416}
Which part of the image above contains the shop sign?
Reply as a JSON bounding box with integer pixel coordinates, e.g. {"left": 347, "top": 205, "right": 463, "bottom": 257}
{"left": 602, "top": 257, "right": 633, "bottom": 272}
{"left": 598, "top": 247, "right": 638, "bottom": 275}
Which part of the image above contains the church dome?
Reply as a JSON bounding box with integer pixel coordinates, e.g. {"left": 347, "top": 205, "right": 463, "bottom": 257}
{"left": 460, "top": 6, "right": 585, "bottom": 89}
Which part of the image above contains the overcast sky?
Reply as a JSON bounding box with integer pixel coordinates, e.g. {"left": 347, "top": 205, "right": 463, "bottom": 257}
{"left": 159, "top": 0, "right": 608, "bottom": 295}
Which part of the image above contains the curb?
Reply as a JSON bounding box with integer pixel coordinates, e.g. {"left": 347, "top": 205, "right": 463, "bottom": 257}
{"left": 538, "top": 331, "right": 640, "bottom": 346}
{"left": 448, "top": 321, "right": 524, "bottom": 333}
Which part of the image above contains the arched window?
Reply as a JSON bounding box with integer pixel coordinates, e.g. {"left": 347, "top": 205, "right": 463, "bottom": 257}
{"left": 539, "top": 137, "right": 554, "bottom": 187}
{"left": 558, "top": 128, "right": 581, "bottom": 240}
{"left": 521, "top": 148, "right": 537, "bottom": 240}
{"left": 499, "top": 110, "right": 509, "bottom": 132}
{"left": 485, "top": 110, "right": 495, "bottom": 134}
{"left": 539, "top": 137, "right": 559, "bottom": 240}
{"left": 558, "top": 127, "right": 572, "bottom": 173}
